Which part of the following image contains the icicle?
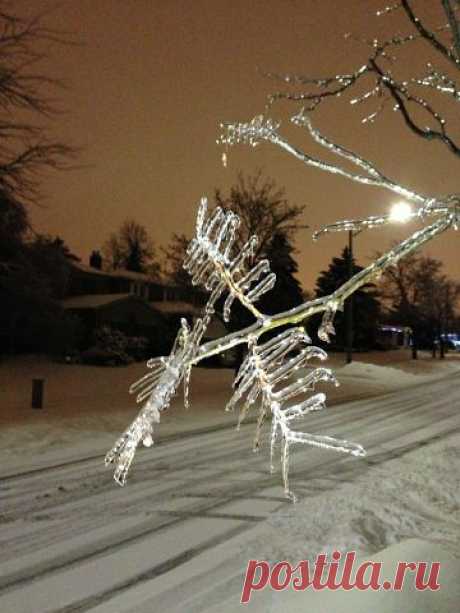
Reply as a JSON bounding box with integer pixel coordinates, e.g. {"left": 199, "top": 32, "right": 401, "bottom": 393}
{"left": 226, "top": 327, "right": 363, "bottom": 499}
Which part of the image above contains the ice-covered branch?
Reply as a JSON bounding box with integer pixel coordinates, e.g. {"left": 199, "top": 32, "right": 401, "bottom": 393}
{"left": 193, "top": 211, "right": 456, "bottom": 363}
{"left": 261, "top": 1, "right": 460, "bottom": 156}
{"left": 410, "top": 64, "right": 460, "bottom": 101}
{"left": 183, "top": 196, "right": 275, "bottom": 322}
{"left": 312, "top": 195, "right": 456, "bottom": 239}
{"left": 105, "top": 313, "right": 212, "bottom": 484}
{"left": 370, "top": 59, "right": 460, "bottom": 157}
{"left": 226, "top": 328, "right": 364, "bottom": 499}
{"left": 107, "top": 190, "right": 456, "bottom": 495}
{"left": 106, "top": 0, "right": 460, "bottom": 503}
{"left": 442, "top": 0, "right": 460, "bottom": 58}
{"left": 401, "top": 0, "right": 460, "bottom": 68}
{"left": 219, "top": 113, "right": 428, "bottom": 203}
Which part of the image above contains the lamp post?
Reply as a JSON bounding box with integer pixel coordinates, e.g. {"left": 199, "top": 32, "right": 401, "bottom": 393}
{"left": 389, "top": 201, "right": 416, "bottom": 357}
{"left": 316, "top": 200, "right": 414, "bottom": 364}
{"left": 346, "top": 201, "right": 413, "bottom": 364}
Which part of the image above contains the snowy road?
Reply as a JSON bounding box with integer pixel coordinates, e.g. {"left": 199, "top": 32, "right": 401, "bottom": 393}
{"left": 1, "top": 374, "right": 459, "bottom": 613}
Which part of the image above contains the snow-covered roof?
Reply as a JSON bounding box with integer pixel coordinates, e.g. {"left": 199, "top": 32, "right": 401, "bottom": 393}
{"left": 72, "top": 262, "right": 160, "bottom": 284}
{"left": 61, "top": 293, "right": 135, "bottom": 309}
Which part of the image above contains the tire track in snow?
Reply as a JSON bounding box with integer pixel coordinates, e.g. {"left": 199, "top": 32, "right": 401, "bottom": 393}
{"left": 1, "top": 399, "right": 459, "bottom": 603}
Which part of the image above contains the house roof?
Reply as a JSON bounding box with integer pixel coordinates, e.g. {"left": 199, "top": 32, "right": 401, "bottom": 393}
{"left": 62, "top": 293, "right": 135, "bottom": 309}
{"left": 72, "top": 262, "right": 161, "bottom": 284}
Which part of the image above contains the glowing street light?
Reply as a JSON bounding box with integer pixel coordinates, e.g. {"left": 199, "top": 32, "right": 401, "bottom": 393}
{"left": 389, "top": 201, "right": 413, "bottom": 223}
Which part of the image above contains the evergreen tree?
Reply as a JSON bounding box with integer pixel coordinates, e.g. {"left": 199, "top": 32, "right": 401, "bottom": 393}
{"left": 1, "top": 234, "right": 78, "bottom": 353}
{"left": 259, "top": 232, "right": 303, "bottom": 315}
{"left": 313, "top": 247, "right": 381, "bottom": 350}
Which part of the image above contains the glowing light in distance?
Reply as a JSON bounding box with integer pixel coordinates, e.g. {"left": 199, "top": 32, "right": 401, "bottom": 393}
{"left": 389, "top": 201, "right": 413, "bottom": 223}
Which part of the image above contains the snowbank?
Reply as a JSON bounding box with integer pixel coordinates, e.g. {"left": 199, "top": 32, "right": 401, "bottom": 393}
{"left": 242, "top": 539, "right": 460, "bottom": 613}
{"left": 339, "top": 358, "right": 459, "bottom": 386}
{"left": 218, "top": 430, "right": 460, "bottom": 612}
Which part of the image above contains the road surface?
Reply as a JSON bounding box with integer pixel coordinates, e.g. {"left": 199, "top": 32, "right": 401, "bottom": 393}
{"left": 0, "top": 375, "right": 459, "bottom": 612}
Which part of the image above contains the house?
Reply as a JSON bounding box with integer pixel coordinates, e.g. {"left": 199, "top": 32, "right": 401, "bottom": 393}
{"left": 62, "top": 293, "right": 166, "bottom": 333}
{"left": 62, "top": 259, "right": 228, "bottom": 356}
{"left": 149, "top": 299, "right": 235, "bottom": 364}
{"left": 67, "top": 261, "right": 165, "bottom": 301}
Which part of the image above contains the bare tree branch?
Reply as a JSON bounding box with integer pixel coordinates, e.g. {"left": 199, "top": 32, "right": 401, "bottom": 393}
{"left": 370, "top": 58, "right": 460, "bottom": 156}
{"left": 193, "top": 214, "right": 455, "bottom": 363}
{"left": 401, "top": 0, "right": 460, "bottom": 68}
{"left": 442, "top": 0, "right": 460, "bottom": 58}
{"left": 262, "top": 1, "right": 460, "bottom": 158}
{"left": 0, "top": 5, "right": 77, "bottom": 208}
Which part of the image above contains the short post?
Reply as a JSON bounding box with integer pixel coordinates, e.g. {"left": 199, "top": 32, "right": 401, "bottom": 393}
{"left": 346, "top": 230, "right": 353, "bottom": 364}
{"left": 32, "top": 378, "right": 44, "bottom": 409}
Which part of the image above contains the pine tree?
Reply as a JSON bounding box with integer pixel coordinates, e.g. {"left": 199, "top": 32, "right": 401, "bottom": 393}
{"left": 314, "top": 247, "right": 381, "bottom": 350}
{"left": 259, "top": 232, "right": 303, "bottom": 315}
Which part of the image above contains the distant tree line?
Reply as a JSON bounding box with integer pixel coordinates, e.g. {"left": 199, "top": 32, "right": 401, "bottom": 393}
{"left": 380, "top": 251, "right": 460, "bottom": 357}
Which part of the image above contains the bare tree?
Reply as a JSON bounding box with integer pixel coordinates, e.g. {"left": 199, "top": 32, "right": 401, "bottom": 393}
{"left": 381, "top": 253, "right": 459, "bottom": 355}
{"left": 0, "top": 5, "right": 76, "bottom": 353}
{"left": 215, "top": 170, "right": 307, "bottom": 260}
{"left": 103, "top": 219, "right": 160, "bottom": 276}
{"left": 0, "top": 5, "right": 74, "bottom": 216}
{"left": 415, "top": 263, "right": 460, "bottom": 355}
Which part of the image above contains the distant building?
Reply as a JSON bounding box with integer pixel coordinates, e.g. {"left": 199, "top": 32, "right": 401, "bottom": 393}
{"left": 377, "top": 324, "right": 412, "bottom": 348}
{"left": 67, "top": 261, "right": 165, "bottom": 301}
{"left": 62, "top": 293, "right": 166, "bottom": 332}
{"left": 62, "top": 258, "right": 227, "bottom": 355}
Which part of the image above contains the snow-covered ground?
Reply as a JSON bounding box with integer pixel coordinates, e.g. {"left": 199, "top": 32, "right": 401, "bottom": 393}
{"left": 1, "top": 351, "right": 459, "bottom": 612}
{"left": 1, "top": 350, "right": 458, "bottom": 475}
{"left": 221, "top": 430, "right": 460, "bottom": 612}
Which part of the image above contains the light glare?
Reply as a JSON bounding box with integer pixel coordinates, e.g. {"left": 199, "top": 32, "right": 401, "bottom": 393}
{"left": 390, "top": 201, "right": 413, "bottom": 223}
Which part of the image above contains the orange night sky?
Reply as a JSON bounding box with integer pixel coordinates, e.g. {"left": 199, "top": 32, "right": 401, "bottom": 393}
{"left": 21, "top": 0, "right": 459, "bottom": 290}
